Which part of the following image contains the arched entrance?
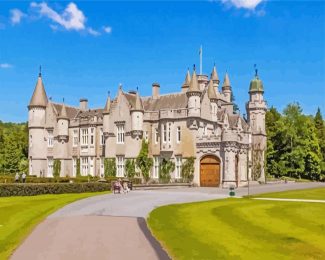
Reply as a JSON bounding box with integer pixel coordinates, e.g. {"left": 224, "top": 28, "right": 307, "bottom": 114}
{"left": 200, "top": 155, "right": 220, "bottom": 187}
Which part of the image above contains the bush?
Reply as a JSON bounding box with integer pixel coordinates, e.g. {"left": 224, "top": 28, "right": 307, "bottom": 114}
{"left": 0, "top": 182, "right": 110, "bottom": 197}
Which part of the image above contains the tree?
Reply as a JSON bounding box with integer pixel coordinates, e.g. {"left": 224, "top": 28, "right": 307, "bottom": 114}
{"left": 181, "top": 157, "right": 195, "bottom": 182}
{"left": 76, "top": 158, "right": 81, "bottom": 177}
{"left": 125, "top": 159, "right": 137, "bottom": 178}
{"left": 136, "top": 140, "right": 153, "bottom": 183}
{"left": 314, "top": 108, "right": 325, "bottom": 160}
{"left": 159, "top": 158, "right": 175, "bottom": 183}
{"left": 231, "top": 92, "right": 239, "bottom": 114}
{"left": 53, "top": 159, "right": 61, "bottom": 178}
{"left": 104, "top": 158, "right": 116, "bottom": 177}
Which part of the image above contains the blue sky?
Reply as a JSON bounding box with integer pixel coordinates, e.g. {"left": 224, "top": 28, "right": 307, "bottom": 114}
{"left": 0, "top": 0, "right": 324, "bottom": 122}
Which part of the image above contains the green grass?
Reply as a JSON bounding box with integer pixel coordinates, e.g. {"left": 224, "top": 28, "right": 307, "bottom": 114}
{"left": 0, "top": 192, "right": 108, "bottom": 259}
{"left": 254, "top": 187, "right": 325, "bottom": 200}
{"left": 148, "top": 188, "right": 325, "bottom": 260}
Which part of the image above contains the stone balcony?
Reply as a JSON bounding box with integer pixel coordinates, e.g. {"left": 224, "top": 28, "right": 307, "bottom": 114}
{"left": 161, "top": 142, "right": 173, "bottom": 152}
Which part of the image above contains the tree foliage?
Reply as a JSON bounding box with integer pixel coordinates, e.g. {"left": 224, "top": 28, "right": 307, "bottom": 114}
{"left": 136, "top": 140, "right": 153, "bottom": 183}
{"left": 181, "top": 157, "right": 195, "bottom": 182}
{"left": 53, "top": 159, "right": 61, "bottom": 178}
{"left": 159, "top": 158, "right": 175, "bottom": 183}
{"left": 104, "top": 158, "right": 116, "bottom": 177}
{"left": 266, "top": 103, "right": 324, "bottom": 181}
{"left": 125, "top": 159, "right": 137, "bottom": 178}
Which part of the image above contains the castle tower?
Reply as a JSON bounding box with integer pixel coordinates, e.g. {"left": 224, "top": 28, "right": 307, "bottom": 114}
{"left": 28, "top": 70, "right": 48, "bottom": 176}
{"left": 131, "top": 91, "right": 144, "bottom": 135}
{"left": 211, "top": 65, "right": 220, "bottom": 93}
{"left": 56, "top": 102, "right": 69, "bottom": 176}
{"left": 103, "top": 94, "right": 111, "bottom": 135}
{"left": 246, "top": 69, "right": 267, "bottom": 182}
{"left": 187, "top": 67, "right": 201, "bottom": 117}
{"left": 181, "top": 69, "right": 191, "bottom": 93}
{"left": 222, "top": 72, "right": 232, "bottom": 103}
{"left": 207, "top": 79, "right": 218, "bottom": 121}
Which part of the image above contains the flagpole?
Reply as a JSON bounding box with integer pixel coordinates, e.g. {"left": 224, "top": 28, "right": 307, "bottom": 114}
{"left": 199, "top": 45, "right": 202, "bottom": 75}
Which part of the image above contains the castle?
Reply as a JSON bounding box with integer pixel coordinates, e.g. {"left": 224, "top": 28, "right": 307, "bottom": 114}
{"left": 28, "top": 65, "right": 267, "bottom": 187}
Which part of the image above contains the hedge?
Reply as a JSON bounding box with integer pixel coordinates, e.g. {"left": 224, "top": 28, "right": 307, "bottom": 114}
{"left": 0, "top": 183, "right": 110, "bottom": 197}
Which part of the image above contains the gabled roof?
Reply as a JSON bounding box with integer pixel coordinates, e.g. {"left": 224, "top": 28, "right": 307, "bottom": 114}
{"left": 29, "top": 74, "right": 48, "bottom": 108}
{"left": 52, "top": 103, "right": 79, "bottom": 119}
{"left": 142, "top": 93, "right": 187, "bottom": 111}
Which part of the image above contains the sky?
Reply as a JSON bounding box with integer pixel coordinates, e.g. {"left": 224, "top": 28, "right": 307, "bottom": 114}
{"left": 0, "top": 0, "right": 324, "bottom": 122}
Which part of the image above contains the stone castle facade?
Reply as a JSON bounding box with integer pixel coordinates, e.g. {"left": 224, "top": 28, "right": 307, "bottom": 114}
{"left": 28, "top": 65, "right": 267, "bottom": 187}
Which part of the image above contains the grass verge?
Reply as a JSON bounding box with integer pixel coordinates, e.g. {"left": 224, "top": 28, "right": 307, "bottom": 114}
{"left": 0, "top": 191, "right": 109, "bottom": 259}
{"left": 148, "top": 188, "right": 325, "bottom": 259}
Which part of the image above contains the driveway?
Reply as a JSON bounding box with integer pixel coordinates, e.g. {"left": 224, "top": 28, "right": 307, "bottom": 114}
{"left": 11, "top": 182, "right": 325, "bottom": 260}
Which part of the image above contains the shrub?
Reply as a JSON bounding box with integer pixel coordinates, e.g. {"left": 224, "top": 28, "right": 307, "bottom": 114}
{"left": 0, "top": 182, "right": 110, "bottom": 197}
{"left": 181, "top": 157, "right": 195, "bottom": 182}
{"left": 159, "top": 158, "right": 175, "bottom": 183}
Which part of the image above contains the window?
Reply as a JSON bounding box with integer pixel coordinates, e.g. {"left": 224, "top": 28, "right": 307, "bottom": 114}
{"left": 81, "top": 157, "right": 88, "bottom": 176}
{"left": 73, "top": 130, "right": 79, "bottom": 147}
{"left": 168, "top": 123, "right": 171, "bottom": 143}
{"left": 175, "top": 156, "right": 182, "bottom": 179}
{"left": 153, "top": 156, "right": 159, "bottom": 179}
{"left": 48, "top": 130, "right": 53, "bottom": 147}
{"left": 176, "top": 126, "right": 181, "bottom": 143}
{"left": 203, "top": 124, "right": 208, "bottom": 136}
{"left": 117, "top": 125, "right": 125, "bottom": 144}
{"left": 155, "top": 128, "right": 159, "bottom": 144}
{"left": 47, "top": 158, "right": 53, "bottom": 177}
{"left": 116, "top": 156, "right": 125, "bottom": 177}
{"left": 72, "top": 158, "right": 77, "bottom": 177}
{"left": 89, "top": 157, "right": 94, "bottom": 176}
{"left": 90, "top": 128, "right": 95, "bottom": 145}
{"left": 163, "top": 124, "right": 167, "bottom": 143}
{"left": 81, "top": 129, "right": 88, "bottom": 145}
{"left": 100, "top": 157, "right": 104, "bottom": 177}
{"left": 100, "top": 128, "right": 105, "bottom": 145}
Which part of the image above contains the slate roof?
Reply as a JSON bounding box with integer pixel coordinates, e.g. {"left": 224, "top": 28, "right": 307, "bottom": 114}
{"left": 142, "top": 93, "right": 188, "bottom": 111}
{"left": 29, "top": 75, "right": 48, "bottom": 107}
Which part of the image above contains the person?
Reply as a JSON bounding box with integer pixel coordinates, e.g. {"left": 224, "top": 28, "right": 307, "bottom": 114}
{"left": 15, "top": 173, "right": 19, "bottom": 183}
{"left": 122, "top": 181, "right": 130, "bottom": 194}
{"left": 22, "top": 172, "right": 26, "bottom": 183}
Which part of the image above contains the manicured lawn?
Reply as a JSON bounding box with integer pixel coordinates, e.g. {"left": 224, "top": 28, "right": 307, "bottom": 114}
{"left": 148, "top": 188, "right": 325, "bottom": 260}
{"left": 0, "top": 192, "right": 108, "bottom": 259}
{"left": 254, "top": 187, "right": 325, "bottom": 200}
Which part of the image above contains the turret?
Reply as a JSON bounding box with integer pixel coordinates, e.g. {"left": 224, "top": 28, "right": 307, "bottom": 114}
{"left": 131, "top": 91, "right": 144, "bottom": 133}
{"left": 28, "top": 69, "right": 48, "bottom": 176}
{"left": 57, "top": 101, "right": 69, "bottom": 140}
{"left": 211, "top": 64, "right": 220, "bottom": 93}
{"left": 103, "top": 94, "right": 111, "bottom": 135}
{"left": 186, "top": 67, "right": 201, "bottom": 117}
{"left": 246, "top": 68, "right": 267, "bottom": 183}
{"left": 207, "top": 79, "right": 218, "bottom": 121}
{"left": 222, "top": 72, "right": 232, "bottom": 103}
{"left": 181, "top": 69, "right": 191, "bottom": 93}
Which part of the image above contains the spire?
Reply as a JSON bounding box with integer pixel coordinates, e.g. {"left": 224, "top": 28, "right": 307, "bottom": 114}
{"left": 103, "top": 93, "right": 111, "bottom": 114}
{"left": 183, "top": 68, "right": 191, "bottom": 86}
{"left": 222, "top": 72, "right": 231, "bottom": 88}
{"left": 29, "top": 71, "right": 48, "bottom": 108}
{"left": 207, "top": 79, "right": 217, "bottom": 100}
{"left": 133, "top": 91, "right": 143, "bottom": 111}
{"left": 188, "top": 66, "right": 200, "bottom": 92}
{"left": 211, "top": 64, "right": 219, "bottom": 83}
{"left": 58, "top": 100, "right": 68, "bottom": 120}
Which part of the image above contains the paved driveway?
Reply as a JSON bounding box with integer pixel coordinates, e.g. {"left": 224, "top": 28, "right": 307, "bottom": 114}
{"left": 11, "top": 182, "right": 325, "bottom": 260}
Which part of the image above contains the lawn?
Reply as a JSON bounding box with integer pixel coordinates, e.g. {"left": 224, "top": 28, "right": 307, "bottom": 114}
{"left": 0, "top": 192, "right": 108, "bottom": 259}
{"left": 254, "top": 187, "right": 325, "bottom": 200}
{"left": 148, "top": 188, "right": 325, "bottom": 260}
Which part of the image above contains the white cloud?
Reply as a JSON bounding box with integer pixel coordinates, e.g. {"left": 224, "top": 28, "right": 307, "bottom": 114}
{"left": 30, "top": 2, "right": 86, "bottom": 31}
{"left": 221, "top": 0, "right": 264, "bottom": 10}
{"left": 10, "top": 9, "right": 26, "bottom": 24}
{"left": 88, "top": 27, "right": 100, "bottom": 36}
{"left": 103, "top": 26, "right": 112, "bottom": 34}
{"left": 0, "top": 63, "right": 13, "bottom": 69}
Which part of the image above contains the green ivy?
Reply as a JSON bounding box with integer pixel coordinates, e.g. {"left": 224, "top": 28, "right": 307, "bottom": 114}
{"left": 159, "top": 158, "right": 175, "bottom": 183}
{"left": 53, "top": 159, "right": 61, "bottom": 178}
{"left": 76, "top": 158, "right": 81, "bottom": 177}
{"left": 104, "top": 158, "right": 116, "bottom": 177}
{"left": 136, "top": 140, "right": 153, "bottom": 183}
{"left": 125, "top": 159, "right": 137, "bottom": 178}
{"left": 181, "top": 157, "right": 195, "bottom": 182}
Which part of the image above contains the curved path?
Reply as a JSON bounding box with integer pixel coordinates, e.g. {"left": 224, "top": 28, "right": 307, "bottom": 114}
{"left": 11, "top": 182, "right": 325, "bottom": 260}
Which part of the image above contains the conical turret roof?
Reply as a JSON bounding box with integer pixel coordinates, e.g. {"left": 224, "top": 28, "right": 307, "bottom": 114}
{"left": 207, "top": 79, "right": 217, "bottom": 100}
{"left": 58, "top": 102, "right": 68, "bottom": 120}
{"left": 103, "top": 96, "right": 111, "bottom": 114}
{"left": 211, "top": 65, "right": 219, "bottom": 82}
{"left": 222, "top": 73, "right": 231, "bottom": 88}
{"left": 133, "top": 91, "right": 143, "bottom": 111}
{"left": 183, "top": 69, "right": 191, "bottom": 86}
{"left": 29, "top": 73, "right": 48, "bottom": 108}
{"left": 189, "top": 69, "right": 200, "bottom": 92}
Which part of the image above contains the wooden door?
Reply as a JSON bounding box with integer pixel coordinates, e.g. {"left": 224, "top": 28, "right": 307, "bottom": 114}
{"left": 200, "top": 155, "right": 220, "bottom": 187}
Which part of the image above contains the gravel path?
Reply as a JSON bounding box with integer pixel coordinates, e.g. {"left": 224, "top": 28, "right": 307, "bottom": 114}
{"left": 11, "top": 182, "right": 325, "bottom": 260}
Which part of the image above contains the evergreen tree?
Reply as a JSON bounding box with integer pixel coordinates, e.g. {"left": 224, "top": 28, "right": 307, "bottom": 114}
{"left": 314, "top": 108, "right": 325, "bottom": 160}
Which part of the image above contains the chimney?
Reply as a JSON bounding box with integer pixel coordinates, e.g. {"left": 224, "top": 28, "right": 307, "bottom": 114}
{"left": 80, "top": 98, "right": 88, "bottom": 111}
{"left": 152, "top": 83, "right": 160, "bottom": 99}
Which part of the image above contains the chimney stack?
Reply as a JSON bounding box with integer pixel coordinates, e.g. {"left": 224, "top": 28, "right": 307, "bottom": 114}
{"left": 80, "top": 98, "right": 88, "bottom": 111}
{"left": 152, "top": 83, "right": 160, "bottom": 99}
